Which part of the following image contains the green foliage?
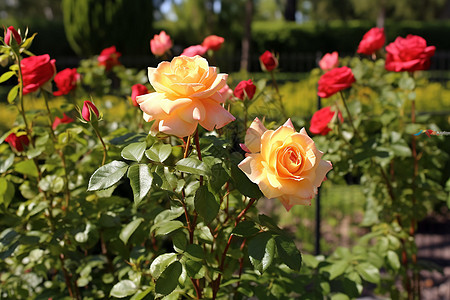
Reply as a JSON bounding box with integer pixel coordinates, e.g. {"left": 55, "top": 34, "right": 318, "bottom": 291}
{"left": 62, "top": 0, "right": 154, "bottom": 56}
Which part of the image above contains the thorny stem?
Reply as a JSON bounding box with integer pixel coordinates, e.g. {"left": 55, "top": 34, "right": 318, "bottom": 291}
{"left": 212, "top": 198, "right": 257, "bottom": 300}
{"left": 92, "top": 126, "right": 108, "bottom": 166}
{"left": 270, "top": 70, "right": 287, "bottom": 119}
{"left": 14, "top": 53, "right": 32, "bottom": 142}
{"left": 338, "top": 91, "right": 396, "bottom": 203}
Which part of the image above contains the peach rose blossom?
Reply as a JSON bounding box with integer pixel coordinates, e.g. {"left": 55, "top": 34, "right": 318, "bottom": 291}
{"left": 239, "top": 118, "right": 332, "bottom": 211}
{"left": 137, "top": 55, "right": 235, "bottom": 137}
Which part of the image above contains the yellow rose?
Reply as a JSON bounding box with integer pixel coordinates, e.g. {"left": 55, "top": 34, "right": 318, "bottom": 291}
{"left": 238, "top": 118, "right": 332, "bottom": 211}
{"left": 137, "top": 55, "right": 235, "bottom": 137}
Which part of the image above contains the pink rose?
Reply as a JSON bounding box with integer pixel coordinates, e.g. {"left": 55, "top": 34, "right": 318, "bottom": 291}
{"left": 4, "top": 26, "right": 21, "bottom": 46}
{"left": 181, "top": 45, "right": 208, "bottom": 57}
{"left": 233, "top": 79, "right": 256, "bottom": 100}
{"left": 21, "top": 54, "right": 56, "bottom": 95}
{"left": 131, "top": 84, "right": 148, "bottom": 107}
{"left": 357, "top": 27, "right": 386, "bottom": 55}
{"left": 202, "top": 35, "right": 225, "bottom": 51}
{"left": 5, "top": 132, "right": 29, "bottom": 152}
{"left": 238, "top": 118, "right": 332, "bottom": 211}
{"left": 98, "top": 46, "right": 121, "bottom": 71}
{"left": 150, "top": 31, "right": 173, "bottom": 56}
{"left": 385, "top": 35, "right": 435, "bottom": 72}
{"left": 53, "top": 68, "right": 80, "bottom": 96}
{"left": 81, "top": 100, "right": 100, "bottom": 122}
{"left": 309, "top": 106, "right": 343, "bottom": 135}
{"left": 52, "top": 113, "right": 75, "bottom": 130}
{"left": 259, "top": 50, "right": 278, "bottom": 72}
{"left": 137, "top": 56, "right": 235, "bottom": 137}
{"left": 317, "top": 66, "right": 355, "bottom": 98}
{"left": 219, "top": 84, "right": 233, "bottom": 102}
{"left": 319, "top": 52, "right": 339, "bottom": 71}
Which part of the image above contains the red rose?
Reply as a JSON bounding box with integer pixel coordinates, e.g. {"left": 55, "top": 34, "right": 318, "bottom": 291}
{"left": 4, "top": 26, "right": 21, "bottom": 46}
{"left": 259, "top": 51, "right": 278, "bottom": 72}
{"left": 202, "top": 35, "right": 224, "bottom": 51}
{"left": 317, "top": 66, "right": 355, "bottom": 98}
{"left": 21, "top": 54, "right": 56, "bottom": 95}
{"left": 234, "top": 79, "right": 256, "bottom": 100}
{"left": 319, "top": 52, "right": 339, "bottom": 71}
{"left": 181, "top": 45, "right": 208, "bottom": 57}
{"left": 131, "top": 84, "right": 148, "bottom": 107}
{"left": 98, "top": 46, "right": 121, "bottom": 71}
{"left": 5, "top": 132, "right": 29, "bottom": 152}
{"left": 53, "top": 68, "right": 80, "bottom": 96}
{"left": 357, "top": 28, "right": 385, "bottom": 55}
{"left": 309, "top": 106, "right": 343, "bottom": 135}
{"left": 81, "top": 100, "right": 100, "bottom": 122}
{"left": 52, "top": 113, "right": 74, "bottom": 130}
{"left": 385, "top": 35, "right": 435, "bottom": 72}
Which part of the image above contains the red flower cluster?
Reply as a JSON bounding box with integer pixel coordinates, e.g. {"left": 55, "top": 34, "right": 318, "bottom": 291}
{"left": 202, "top": 35, "right": 224, "bottom": 51}
{"left": 131, "top": 84, "right": 148, "bottom": 107}
{"left": 21, "top": 54, "right": 56, "bottom": 95}
{"left": 5, "top": 133, "right": 29, "bottom": 152}
{"left": 357, "top": 28, "right": 385, "bottom": 55}
{"left": 310, "top": 106, "right": 343, "bottom": 135}
{"left": 259, "top": 51, "right": 278, "bottom": 72}
{"left": 317, "top": 66, "right": 355, "bottom": 98}
{"left": 385, "top": 35, "right": 435, "bottom": 72}
{"left": 234, "top": 80, "right": 256, "bottom": 100}
{"left": 98, "top": 46, "right": 121, "bottom": 71}
{"left": 53, "top": 68, "right": 80, "bottom": 96}
{"left": 4, "top": 26, "right": 21, "bottom": 46}
{"left": 52, "top": 113, "right": 74, "bottom": 130}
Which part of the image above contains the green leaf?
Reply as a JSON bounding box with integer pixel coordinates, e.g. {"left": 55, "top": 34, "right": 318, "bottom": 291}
{"left": 194, "top": 185, "right": 219, "bottom": 224}
{"left": 110, "top": 280, "right": 138, "bottom": 298}
{"left": 231, "top": 164, "right": 263, "bottom": 199}
{"left": 0, "top": 71, "right": 15, "bottom": 83}
{"left": 155, "top": 207, "right": 185, "bottom": 223}
{"left": 130, "top": 287, "right": 152, "bottom": 300}
{"left": 127, "top": 164, "right": 153, "bottom": 205}
{"left": 145, "top": 143, "right": 172, "bottom": 163}
{"left": 355, "top": 262, "right": 380, "bottom": 284}
{"left": 390, "top": 144, "right": 412, "bottom": 157}
{"left": 155, "top": 261, "right": 182, "bottom": 296}
{"left": 387, "top": 250, "right": 400, "bottom": 270}
{"left": 87, "top": 161, "right": 129, "bottom": 191}
{"left": 0, "top": 153, "right": 14, "bottom": 173}
{"left": 121, "top": 141, "right": 147, "bottom": 162}
{"left": 0, "top": 178, "right": 15, "bottom": 208}
{"left": 150, "top": 253, "right": 177, "bottom": 279}
{"left": 328, "top": 260, "right": 349, "bottom": 280}
{"left": 175, "top": 157, "right": 211, "bottom": 177}
{"left": 275, "top": 235, "right": 302, "bottom": 271}
{"left": 14, "top": 159, "right": 38, "bottom": 177}
{"left": 183, "top": 259, "right": 205, "bottom": 279}
{"left": 120, "top": 218, "right": 143, "bottom": 244}
{"left": 399, "top": 76, "right": 415, "bottom": 91}
{"left": 152, "top": 221, "right": 184, "bottom": 236}
{"left": 7, "top": 85, "right": 19, "bottom": 104}
{"left": 184, "top": 244, "right": 204, "bottom": 261}
{"left": 248, "top": 232, "right": 276, "bottom": 274}
{"left": 331, "top": 293, "right": 350, "bottom": 300}
{"left": 232, "top": 221, "right": 260, "bottom": 237}
{"left": 38, "top": 175, "right": 64, "bottom": 193}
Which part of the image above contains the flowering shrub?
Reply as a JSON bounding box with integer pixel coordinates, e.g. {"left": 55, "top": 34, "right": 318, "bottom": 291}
{"left": 0, "top": 25, "right": 448, "bottom": 300}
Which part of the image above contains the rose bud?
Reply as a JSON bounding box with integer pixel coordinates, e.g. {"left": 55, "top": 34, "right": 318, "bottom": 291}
{"left": 234, "top": 79, "right": 256, "bottom": 100}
